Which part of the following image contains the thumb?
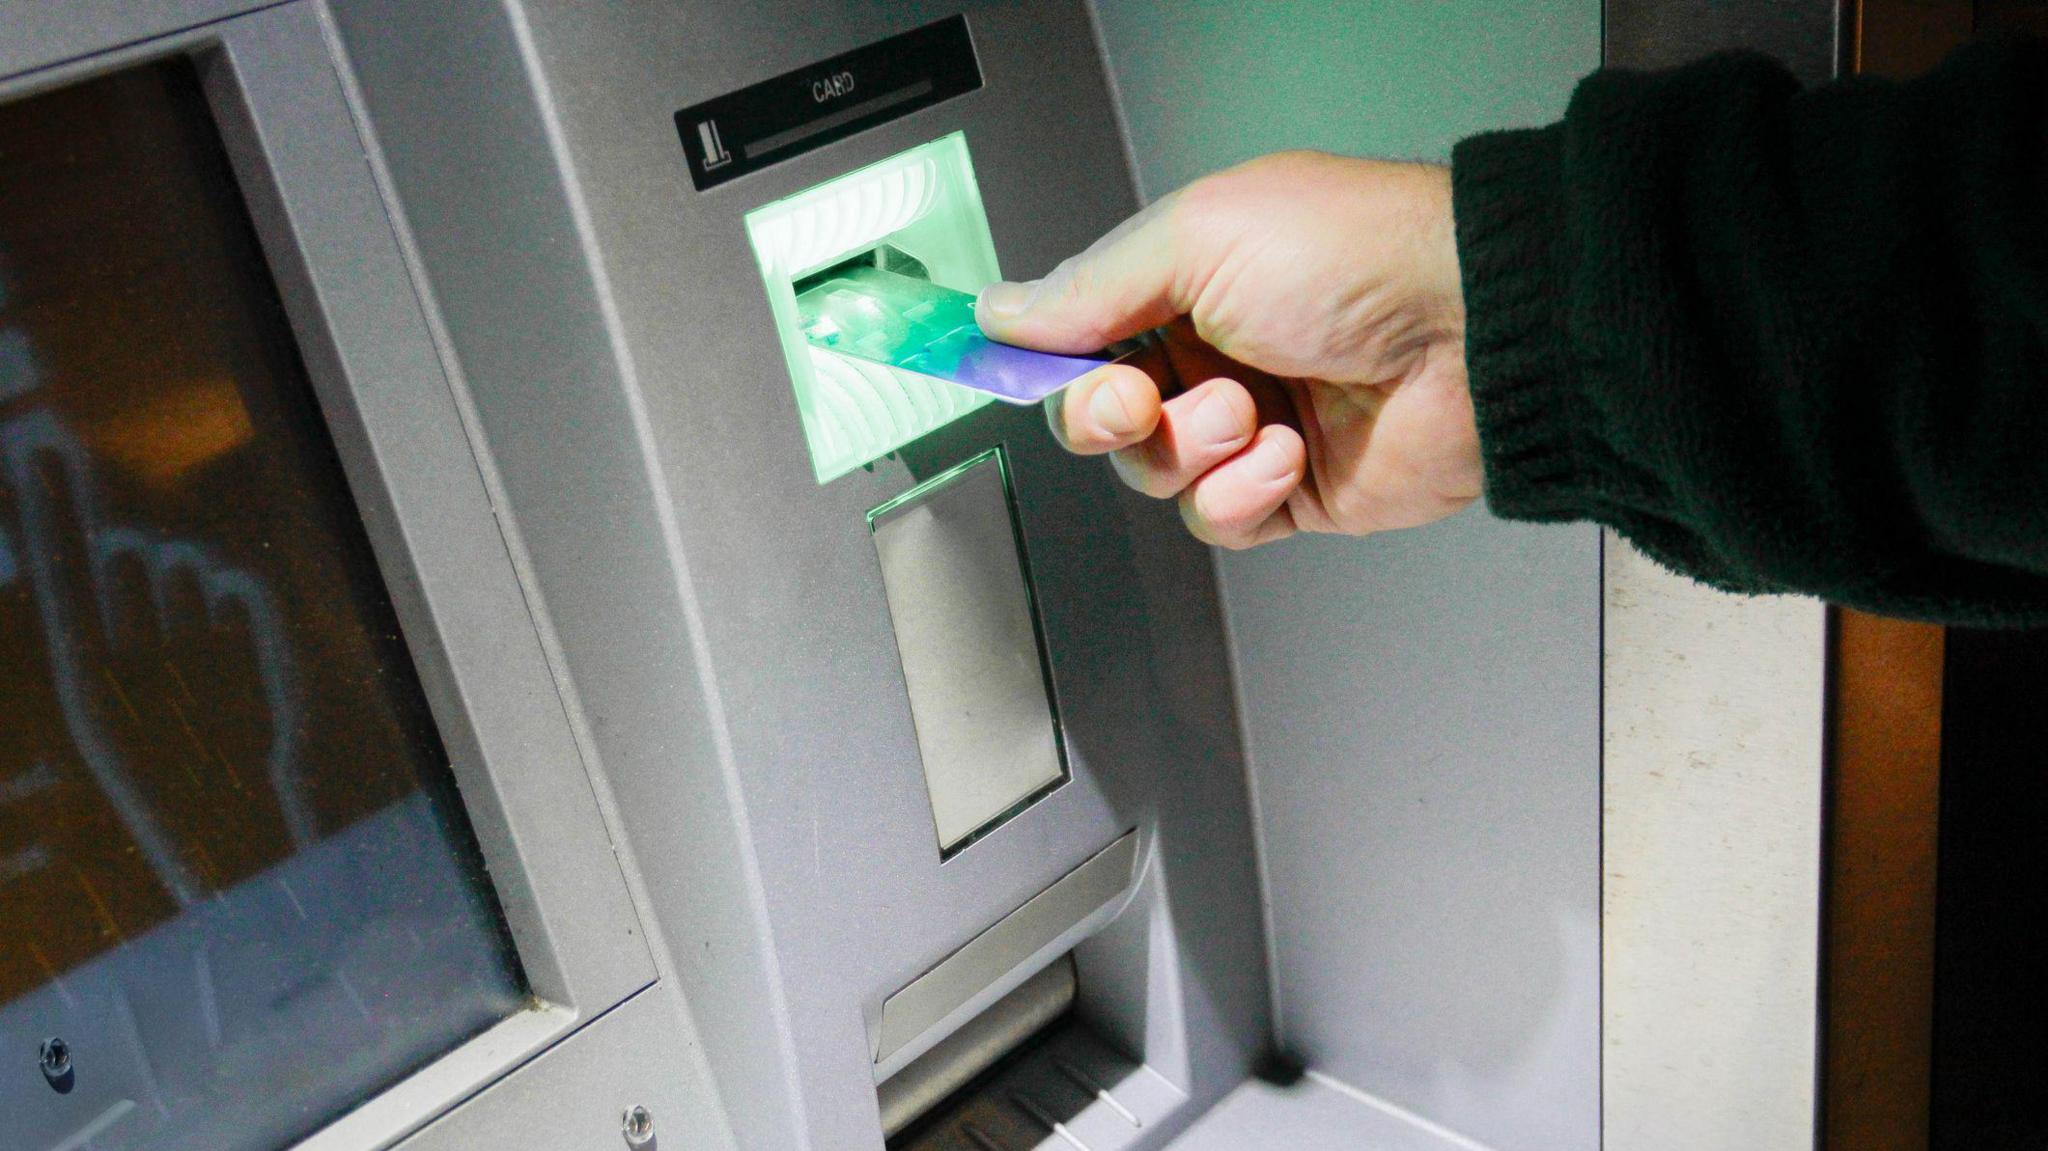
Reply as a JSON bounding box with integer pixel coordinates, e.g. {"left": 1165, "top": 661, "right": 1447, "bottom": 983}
{"left": 976, "top": 193, "right": 1194, "bottom": 355}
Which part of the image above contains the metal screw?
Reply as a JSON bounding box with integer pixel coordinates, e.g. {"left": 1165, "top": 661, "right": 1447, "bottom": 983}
{"left": 40, "top": 1037, "right": 73, "bottom": 1092}
{"left": 621, "top": 1104, "right": 655, "bottom": 1147}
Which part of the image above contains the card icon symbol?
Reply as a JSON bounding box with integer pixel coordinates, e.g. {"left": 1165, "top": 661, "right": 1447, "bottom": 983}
{"left": 697, "top": 120, "right": 731, "bottom": 170}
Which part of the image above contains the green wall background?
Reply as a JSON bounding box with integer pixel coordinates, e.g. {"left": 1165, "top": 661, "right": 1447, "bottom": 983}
{"left": 1096, "top": 2, "right": 1597, "bottom": 195}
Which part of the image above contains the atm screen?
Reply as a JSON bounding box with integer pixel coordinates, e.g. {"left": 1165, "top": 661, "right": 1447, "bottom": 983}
{"left": 1, "top": 60, "right": 525, "bottom": 1151}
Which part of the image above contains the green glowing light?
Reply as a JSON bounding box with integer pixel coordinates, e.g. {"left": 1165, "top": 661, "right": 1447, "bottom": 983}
{"left": 745, "top": 133, "right": 1001, "bottom": 483}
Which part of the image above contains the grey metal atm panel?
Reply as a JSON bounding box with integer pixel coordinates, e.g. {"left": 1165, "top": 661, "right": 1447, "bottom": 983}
{"left": 328, "top": 2, "right": 1272, "bottom": 1148}
{"left": 0, "top": 4, "right": 685, "bottom": 1148}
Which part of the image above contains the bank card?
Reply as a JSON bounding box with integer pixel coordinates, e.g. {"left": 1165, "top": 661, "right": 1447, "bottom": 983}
{"left": 795, "top": 266, "right": 1114, "bottom": 404}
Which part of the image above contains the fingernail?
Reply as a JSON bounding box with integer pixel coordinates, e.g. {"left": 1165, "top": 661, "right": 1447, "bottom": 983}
{"left": 978, "top": 280, "right": 1036, "bottom": 319}
{"left": 1251, "top": 434, "right": 1297, "bottom": 483}
{"left": 1189, "top": 390, "right": 1247, "bottom": 448}
{"left": 1088, "top": 377, "right": 1140, "bottom": 435}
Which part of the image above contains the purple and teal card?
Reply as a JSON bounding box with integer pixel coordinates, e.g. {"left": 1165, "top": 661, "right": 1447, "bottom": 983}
{"left": 795, "top": 266, "right": 1114, "bottom": 404}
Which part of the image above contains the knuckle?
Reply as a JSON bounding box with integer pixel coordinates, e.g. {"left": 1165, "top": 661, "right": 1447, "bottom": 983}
{"left": 1057, "top": 255, "right": 1097, "bottom": 302}
{"left": 1202, "top": 150, "right": 1315, "bottom": 204}
{"left": 1040, "top": 255, "right": 1082, "bottom": 302}
{"left": 1163, "top": 178, "right": 1224, "bottom": 250}
{"left": 1057, "top": 266, "right": 1117, "bottom": 346}
{"left": 1034, "top": 260, "right": 1118, "bottom": 349}
{"left": 1323, "top": 489, "right": 1378, "bottom": 535}
{"left": 1247, "top": 149, "right": 1336, "bottom": 181}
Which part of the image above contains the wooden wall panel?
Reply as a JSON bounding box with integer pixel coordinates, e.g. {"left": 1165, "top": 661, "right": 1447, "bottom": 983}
{"left": 1820, "top": 13, "right": 1966, "bottom": 1151}
{"left": 1823, "top": 610, "right": 1946, "bottom": 1151}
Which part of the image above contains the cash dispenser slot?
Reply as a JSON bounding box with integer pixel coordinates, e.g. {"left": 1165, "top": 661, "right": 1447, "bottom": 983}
{"left": 878, "top": 955, "right": 1077, "bottom": 1139}
{"left": 874, "top": 834, "right": 1156, "bottom": 1144}
{"left": 874, "top": 834, "right": 1136, "bottom": 1072}
{"left": 886, "top": 1018, "right": 1180, "bottom": 1151}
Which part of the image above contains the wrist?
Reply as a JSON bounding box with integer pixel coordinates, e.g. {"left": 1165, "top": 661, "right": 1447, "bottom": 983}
{"left": 1418, "top": 163, "right": 1467, "bottom": 351}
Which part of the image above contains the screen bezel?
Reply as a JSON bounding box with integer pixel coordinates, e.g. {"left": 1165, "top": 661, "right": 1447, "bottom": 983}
{"left": 0, "top": 5, "right": 658, "bottom": 1148}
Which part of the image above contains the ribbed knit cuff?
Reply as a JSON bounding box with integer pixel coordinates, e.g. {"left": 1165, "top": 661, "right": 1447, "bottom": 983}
{"left": 1451, "top": 123, "right": 1593, "bottom": 524}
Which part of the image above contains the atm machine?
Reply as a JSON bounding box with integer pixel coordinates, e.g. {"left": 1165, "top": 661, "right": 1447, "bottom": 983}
{"left": 2, "top": 4, "right": 1276, "bottom": 1149}
{"left": 1, "top": 3, "right": 1604, "bottom": 1150}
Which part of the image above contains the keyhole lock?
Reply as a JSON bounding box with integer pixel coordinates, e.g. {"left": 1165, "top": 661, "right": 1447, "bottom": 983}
{"left": 621, "top": 1104, "right": 655, "bottom": 1147}
{"left": 40, "top": 1036, "right": 74, "bottom": 1094}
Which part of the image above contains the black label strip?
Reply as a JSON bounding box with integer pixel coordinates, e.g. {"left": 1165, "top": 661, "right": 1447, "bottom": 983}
{"left": 675, "top": 16, "right": 982, "bottom": 192}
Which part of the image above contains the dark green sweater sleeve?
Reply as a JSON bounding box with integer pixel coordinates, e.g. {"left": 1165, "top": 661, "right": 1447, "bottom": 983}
{"left": 1451, "top": 35, "right": 2048, "bottom": 626}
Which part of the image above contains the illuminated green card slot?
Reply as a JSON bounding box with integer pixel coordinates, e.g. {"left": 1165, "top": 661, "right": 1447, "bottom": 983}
{"left": 744, "top": 133, "right": 1001, "bottom": 483}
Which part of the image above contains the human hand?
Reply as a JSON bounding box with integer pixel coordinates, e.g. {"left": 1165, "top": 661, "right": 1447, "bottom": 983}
{"left": 977, "top": 151, "right": 1479, "bottom": 548}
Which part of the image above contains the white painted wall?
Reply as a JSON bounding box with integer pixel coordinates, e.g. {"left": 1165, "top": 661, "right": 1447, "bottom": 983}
{"left": 1602, "top": 543, "right": 1827, "bottom": 1151}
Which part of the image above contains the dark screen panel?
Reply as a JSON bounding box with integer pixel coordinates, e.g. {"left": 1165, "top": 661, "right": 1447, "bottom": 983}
{"left": 0, "top": 59, "right": 525, "bottom": 1151}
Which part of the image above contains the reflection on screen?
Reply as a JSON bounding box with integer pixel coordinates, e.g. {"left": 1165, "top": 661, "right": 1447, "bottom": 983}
{"left": 0, "top": 60, "right": 527, "bottom": 1151}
